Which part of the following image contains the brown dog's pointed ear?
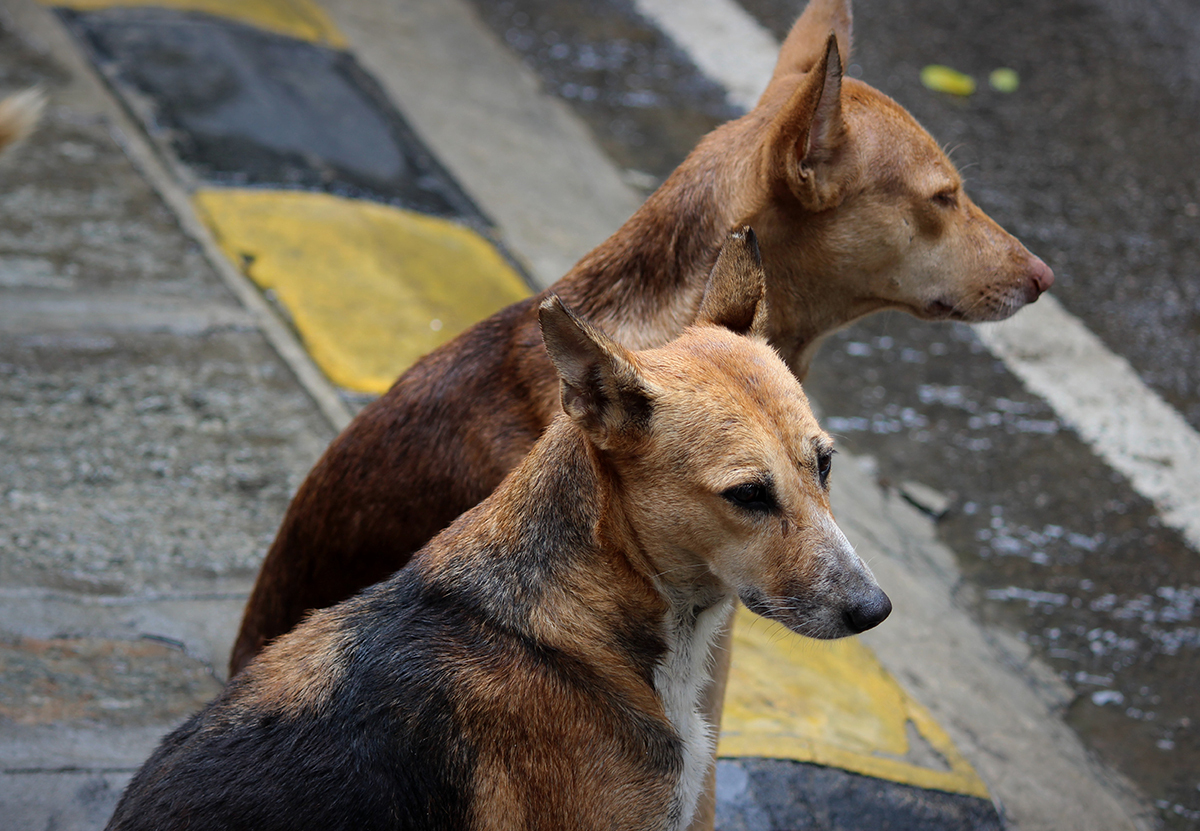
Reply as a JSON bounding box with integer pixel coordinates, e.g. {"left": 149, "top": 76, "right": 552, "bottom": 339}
{"left": 768, "top": 0, "right": 851, "bottom": 84}
{"left": 764, "top": 35, "right": 847, "bottom": 212}
{"left": 696, "top": 227, "right": 769, "bottom": 338}
{"left": 539, "top": 296, "right": 652, "bottom": 443}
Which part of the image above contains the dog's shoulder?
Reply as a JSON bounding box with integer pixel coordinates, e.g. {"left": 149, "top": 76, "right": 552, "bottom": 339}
{"left": 110, "top": 574, "right": 479, "bottom": 830}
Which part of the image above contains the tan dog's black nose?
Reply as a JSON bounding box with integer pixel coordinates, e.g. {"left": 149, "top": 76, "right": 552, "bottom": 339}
{"left": 844, "top": 589, "right": 892, "bottom": 633}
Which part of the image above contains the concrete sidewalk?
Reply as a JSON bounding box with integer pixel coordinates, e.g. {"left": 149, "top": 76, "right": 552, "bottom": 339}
{"left": 0, "top": 0, "right": 1154, "bottom": 828}
{"left": 0, "top": 0, "right": 342, "bottom": 825}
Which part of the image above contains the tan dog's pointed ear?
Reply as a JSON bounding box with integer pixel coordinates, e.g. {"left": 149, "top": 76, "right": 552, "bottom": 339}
{"left": 539, "top": 296, "right": 653, "bottom": 443}
{"left": 696, "top": 227, "right": 769, "bottom": 338}
{"left": 764, "top": 35, "right": 848, "bottom": 212}
{"left": 768, "top": 0, "right": 851, "bottom": 84}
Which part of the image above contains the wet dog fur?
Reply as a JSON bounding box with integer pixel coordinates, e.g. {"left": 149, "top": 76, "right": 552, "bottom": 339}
{"left": 107, "top": 231, "right": 890, "bottom": 831}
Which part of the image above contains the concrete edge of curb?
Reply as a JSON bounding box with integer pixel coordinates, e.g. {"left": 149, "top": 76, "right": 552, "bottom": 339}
{"left": 6, "top": 0, "right": 355, "bottom": 434}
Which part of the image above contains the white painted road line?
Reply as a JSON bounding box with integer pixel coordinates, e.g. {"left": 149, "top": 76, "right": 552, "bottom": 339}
{"left": 977, "top": 297, "right": 1200, "bottom": 551}
{"left": 634, "top": 0, "right": 780, "bottom": 111}
{"left": 633, "top": 0, "right": 1200, "bottom": 554}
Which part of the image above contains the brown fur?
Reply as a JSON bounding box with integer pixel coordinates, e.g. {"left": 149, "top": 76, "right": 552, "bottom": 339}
{"left": 232, "top": 608, "right": 353, "bottom": 718}
{"left": 231, "top": 0, "right": 1050, "bottom": 677}
{"left": 109, "top": 235, "right": 886, "bottom": 830}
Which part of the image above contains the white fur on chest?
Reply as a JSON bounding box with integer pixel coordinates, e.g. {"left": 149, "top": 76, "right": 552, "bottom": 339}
{"left": 653, "top": 597, "right": 733, "bottom": 831}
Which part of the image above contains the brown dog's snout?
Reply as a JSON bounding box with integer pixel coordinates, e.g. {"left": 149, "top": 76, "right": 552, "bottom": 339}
{"left": 1026, "top": 255, "right": 1055, "bottom": 299}
{"left": 843, "top": 587, "right": 892, "bottom": 634}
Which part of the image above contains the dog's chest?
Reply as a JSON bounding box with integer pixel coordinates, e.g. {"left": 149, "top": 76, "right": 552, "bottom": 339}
{"left": 653, "top": 599, "right": 732, "bottom": 831}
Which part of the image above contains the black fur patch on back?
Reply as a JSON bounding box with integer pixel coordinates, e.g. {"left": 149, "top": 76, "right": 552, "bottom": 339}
{"left": 107, "top": 576, "right": 476, "bottom": 831}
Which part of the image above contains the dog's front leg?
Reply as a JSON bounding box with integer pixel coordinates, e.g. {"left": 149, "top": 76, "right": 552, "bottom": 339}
{"left": 688, "top": 611, "right": 734, "bottom": 831}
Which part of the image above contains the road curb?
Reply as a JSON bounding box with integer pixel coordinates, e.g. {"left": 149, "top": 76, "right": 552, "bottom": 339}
{"left": 49, "top": 0, "right": 534, "bottom": 396}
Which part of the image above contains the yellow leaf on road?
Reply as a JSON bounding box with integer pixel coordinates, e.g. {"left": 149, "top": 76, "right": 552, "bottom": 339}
{"left": 921, "top": 65, "right": 976, "bottom": 96}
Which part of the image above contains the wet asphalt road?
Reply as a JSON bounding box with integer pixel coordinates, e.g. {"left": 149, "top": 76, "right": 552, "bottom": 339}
{"left": 462, "top": 0, "right": 1200, "bottom": 825}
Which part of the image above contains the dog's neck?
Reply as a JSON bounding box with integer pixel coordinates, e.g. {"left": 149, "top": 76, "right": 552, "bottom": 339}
{"left": 420, "top": 418, "right": 735, "bottom": 827}
{"left": 548, "top": 116, "right": 843, "bottom": 382}
{"left": 653, "top": 595, "right": 734, "bottom": 831}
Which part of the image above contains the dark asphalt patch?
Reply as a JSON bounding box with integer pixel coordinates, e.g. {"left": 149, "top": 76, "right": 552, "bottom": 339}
{"left": 715, "top": 758, "right": 1003, "bottom": 831}
{"left": 58, "top": 6, "right": 490, "bottom": 225}
{"left": 464, "top": 0, "right": 738, "bottom": 185}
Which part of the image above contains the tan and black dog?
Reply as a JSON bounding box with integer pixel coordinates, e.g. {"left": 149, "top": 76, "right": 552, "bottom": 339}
{"left": 232, "top": 0, "right": 1050, "bottom": 676}
{"left": 107, "top": 230, "right": 889, "bottom": 831}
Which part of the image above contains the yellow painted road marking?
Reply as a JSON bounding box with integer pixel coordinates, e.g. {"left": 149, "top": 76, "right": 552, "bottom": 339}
{"left": 720, "top": 605, "right": 989, "bottom": 798}
{"left": 194, "top": 188, "right": 530, "bottom": 393}
{"left": 48, "top": 0, "right": 348, "bottom": 48}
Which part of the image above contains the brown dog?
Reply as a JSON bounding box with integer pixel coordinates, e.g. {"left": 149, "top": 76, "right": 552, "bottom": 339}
{"left": 0, "top": 88, "right": 44, "bottom": 155}
{"left": 231, "top": 0, "right": 1051, "bottom": 677}
{"left": 108, "top": 231, "right": 889, "bottom": 831}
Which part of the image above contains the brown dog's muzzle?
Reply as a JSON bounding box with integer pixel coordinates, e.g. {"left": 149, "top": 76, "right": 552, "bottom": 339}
{"left": 1024, "top": 254, "right": 1055, "bottom": 301}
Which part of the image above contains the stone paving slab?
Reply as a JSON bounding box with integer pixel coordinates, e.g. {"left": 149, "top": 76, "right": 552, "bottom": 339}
{"left": 60, "top": 4, "right": 484, "bottom": 219}
{"left": 0, "top": 328, "right": 330, "bottom": 592}
{"left": 2, "top": 771, "right": 131, "bottom": 831}
{"left": 0, "top": 590, "right": 248, "bottom": 672}
{"left": 194, "top": 187, "right": 530, "bottom": 393}
{"left": 715, "top": 759, "right": 1003, "bottom": 831}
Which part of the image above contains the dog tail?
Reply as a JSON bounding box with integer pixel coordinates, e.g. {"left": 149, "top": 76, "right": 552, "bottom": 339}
{"left": 0, "top": 88, "right": 46, "bottom": 155}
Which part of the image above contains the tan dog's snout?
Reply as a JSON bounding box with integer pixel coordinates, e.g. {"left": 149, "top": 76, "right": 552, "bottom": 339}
{"left": 843, "top": 579, "right": 892, "bottom": 634}
{"left": 741, "top": 517, "right": 891, "bottom": 640}
{"left": 972, "top": 202, "right": 1055, "bottom": 313}
{"left": 822, "top": 524, "right": 891, "bottom": 635}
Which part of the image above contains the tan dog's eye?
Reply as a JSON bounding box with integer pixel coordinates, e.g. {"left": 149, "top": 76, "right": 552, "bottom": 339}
{"left": 722, "top": 482, "right": 776, "bottom": 513}
{"left": 817, "top": 450, "right": 833, "bottom": 488}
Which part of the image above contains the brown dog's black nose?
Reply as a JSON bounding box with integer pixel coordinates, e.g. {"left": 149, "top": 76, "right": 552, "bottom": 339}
{"left": 844, "top": 589, "right": 892, "bottom": 633}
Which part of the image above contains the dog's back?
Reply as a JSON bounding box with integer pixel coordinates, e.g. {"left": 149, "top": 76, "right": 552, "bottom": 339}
{"left": 106, "top": 577, "right": 526, "bottom": 829}
{"left": 108, "top": 397, "right": 684, "bottom": 831}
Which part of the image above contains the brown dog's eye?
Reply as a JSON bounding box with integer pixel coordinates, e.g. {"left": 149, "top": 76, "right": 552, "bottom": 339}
{"left": 817, "top": 451, "right": 833, "bottom": 488}
{"left": 723, "top": 482, "right": 776, "bottom": 513}
{"left": 931, "top": 189, "right": 958, "bottom": 208}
